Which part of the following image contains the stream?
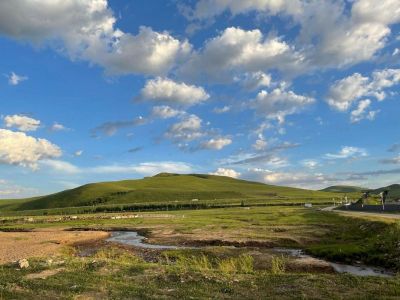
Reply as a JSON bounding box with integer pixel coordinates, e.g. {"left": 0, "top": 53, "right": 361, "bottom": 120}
{"left": 106, "top": 231, "right": 395, "bottom": 278}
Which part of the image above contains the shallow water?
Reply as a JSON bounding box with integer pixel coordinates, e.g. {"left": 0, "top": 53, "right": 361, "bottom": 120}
{"left": 107, "top": 231, "right": 394, "bottom": 277}
{"left": 107, "top": 231, "right": 185, "bottom": 250}
{"left": 273, "top": 248, "right": 394, "bottom": 278}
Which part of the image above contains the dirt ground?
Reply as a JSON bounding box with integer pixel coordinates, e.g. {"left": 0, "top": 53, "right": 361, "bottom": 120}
{"left": 0, "top": 228, "right": 109, "bottom": 264}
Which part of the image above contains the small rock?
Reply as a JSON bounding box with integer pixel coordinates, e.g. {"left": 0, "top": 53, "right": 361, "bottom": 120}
{"left": 18, "top": 259, "right": 29, "bottom": 269}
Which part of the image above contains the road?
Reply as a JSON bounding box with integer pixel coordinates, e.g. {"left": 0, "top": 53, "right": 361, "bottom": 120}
{"left": 322, "top": 205, "right": 400, "bottom": 220}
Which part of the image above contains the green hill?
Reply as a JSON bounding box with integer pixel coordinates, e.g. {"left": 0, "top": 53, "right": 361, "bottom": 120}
{"left": 7, "top": 173, "right": 339, "bottom": 212}
{"left": 371, "top": 184, "right": 400, "bottom": 199}
{"left": 320, "top": 185, "right": 367, "bottom": 193}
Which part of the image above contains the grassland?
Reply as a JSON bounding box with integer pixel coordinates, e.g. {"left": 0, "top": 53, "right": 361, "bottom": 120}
{"left": 1, "top": 206, "right": 400, "bottom": 299}
{"left": 0, "top": 174, "right": 346, "bottom": 216}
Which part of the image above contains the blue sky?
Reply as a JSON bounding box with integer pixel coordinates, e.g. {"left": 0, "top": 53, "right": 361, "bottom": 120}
{"left": 0, "top": 0, "right": 399, "bottom": 198}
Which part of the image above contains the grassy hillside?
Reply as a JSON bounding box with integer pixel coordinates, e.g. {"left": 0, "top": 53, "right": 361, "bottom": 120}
{"left": 7, "top": 173, "right": 340, "bottom": 212}
{"left": 371, "top": 184, "right": 400, "bottom": 199}
{"left": 320, "top": 185, "right": 366, "bottom": 193}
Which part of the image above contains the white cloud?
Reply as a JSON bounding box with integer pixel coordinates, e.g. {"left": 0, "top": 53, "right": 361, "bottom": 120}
{"left": 327, "top": 69, "right": 400, "bottom": 111}
{"left": 213, "top": 106, "right": 231, "bottom": 114}
{"left": 245, "top": 168, "right": 339, "bottom": 189}
{"left": 0, "top": 1, "right": 191, "bottom": 76}
{"left": 327, "top": 73, "right": 370, "bottom": 111}
{"left": 210, "top": 168, "right": 241, "bottom": 178}
{"left": 325, "top": 146, "right": 368, "bottom": 160}
{"left": 40, "top": 159, "right": 80, "bottom": 174}
{"left": 182, "top": 1, "right": 400, "bottom": 71}
{"left": 239, "top": 71, "right": 272, "bottom": 90}
{"left": 350, "top": 99, "right": 379, "bottom": 123}
{"left": 7, "top": 72, "right": 27, "bottom": 85}
{"left": 252, "top": 88, "right": 314, "bottom": 123}
{"left": 180, "top": 27, "right": 305, "bottom": 82}
{"left": 252, "top": 134, "right": 268, "bottom": 151}
{"left": 201, "top": 137, "right": 232, "bottom": 150}
{"left": 184, "top": 0, "right": 302, "bottom": 20}
{"left": 4, "top": 114, "right": 40, "bottom": 132}
{"left": 138, "top": 77, "right": 209, "bottom": 107}
{"left": 165, "top": 114, "right": 204, "bottom": 142}
{"left": 327, "top": 68, "right": 400, "bottom": 118}
{"left": 0, "top": 179, "right": 37, "bottom": 199}
{"left": 0, "top": 129, "right": 62, "bottom": 169}
{"left": 151, "top": 105, "right": 185, "bottom": 119}
{"left": 50, "top": 122, "right": 68, "bottom": 132}
{"left": 74, "top": 150, "right": 83, "bottom": 157}
{"left": 42, "top": 160, "right": 193, "bottom": 176}
{"left": 301, "top": 159, "right": 319, "bottom": 169}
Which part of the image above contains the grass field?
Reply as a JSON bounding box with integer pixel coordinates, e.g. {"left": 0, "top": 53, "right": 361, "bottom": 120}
{"left": 1, "top": 205, "right": 400, "bottom": 299}
{"left": 0, "top": 174, "right": 350, "bottom": 216}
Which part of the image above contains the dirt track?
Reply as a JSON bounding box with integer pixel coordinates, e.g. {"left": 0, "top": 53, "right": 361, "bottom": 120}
{"left": 0, "top": 229, "right": 109, "bottom": 264}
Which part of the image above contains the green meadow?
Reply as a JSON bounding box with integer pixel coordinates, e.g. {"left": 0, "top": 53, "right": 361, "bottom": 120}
{"left": 1, "top": 205, "right": 400, "bottom": 299}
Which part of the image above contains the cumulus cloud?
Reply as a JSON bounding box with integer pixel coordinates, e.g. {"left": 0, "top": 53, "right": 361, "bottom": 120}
{"left": 327, "top": 73, "right": 370, "bottom": 111}
{"left": 200, "top": 137, "right": 232, "bottom": 150}
{"left": 0, "top": 129, "right": 62, "bottom": 169}
{"left": 327, "top": 68, "right": 400, "bottom": 112}
{"left": 179, "top": 27, "right": 305, "bottom": 82}
{"left": 182, "top": 0, "right": 400, "bottom": 71}
{"left": 183, "top": 0, "right": 302, "bottom": 20}
{"left": 239, "top": 71, "right": 272, "bottom": 90}
{"left": 325, "top": 146, "right": 368, "bottom": 160}
{"left": 138, "top": 77, "right": 209, "bottom": 107}
{"left": 165, "top": 114, "right": 204, "bottom": 142}
{"left": 0, "top": 1, "right": 191, "bottom": 76}
{"left": 6, "top": 71, "right": 27, "bottom": 85}
{"left": 350, "top": 99, "right": 379, "bottom": 123}
{"left": 151, "top": 105, "right": 185, "bottom": 119}
{"left": 210, "top": 168, "right": 241, "bottom": 178}
{"left": 252, "top": 88, "right": 315, "bottom": 124}
{"left": 4, "top": 114, "right": 40, "bottom": 132}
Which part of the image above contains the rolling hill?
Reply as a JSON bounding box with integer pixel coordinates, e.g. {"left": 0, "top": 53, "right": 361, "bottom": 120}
{"left": 5, "top": 173, "right": 340, "bottom": 212}
{"left": 371, "top": 184, "right": 400, "bottom": 199}
{"left": 320, "top": 185, "right": 367, "bottom": 193}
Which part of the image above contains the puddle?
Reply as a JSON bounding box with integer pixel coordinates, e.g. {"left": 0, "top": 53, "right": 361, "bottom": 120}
{"left": 106, "top": 231, "right": 187, "bottom": 250}
{"left": 273, "top": 248, "right": 394, "bottom": 278}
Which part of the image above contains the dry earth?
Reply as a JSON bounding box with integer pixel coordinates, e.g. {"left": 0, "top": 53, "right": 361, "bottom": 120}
{"left": 0, "top": 228, "right": 109, "bottom": 264}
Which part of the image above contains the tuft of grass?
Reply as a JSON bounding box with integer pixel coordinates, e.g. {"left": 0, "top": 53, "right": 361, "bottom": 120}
{"left": 271, "top": 255, "right": 287, "bottom": 275}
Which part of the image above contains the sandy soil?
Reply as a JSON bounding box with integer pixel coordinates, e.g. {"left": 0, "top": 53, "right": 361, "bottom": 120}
{"left": 0, "top": 228, "right": 109, "bottom": 264}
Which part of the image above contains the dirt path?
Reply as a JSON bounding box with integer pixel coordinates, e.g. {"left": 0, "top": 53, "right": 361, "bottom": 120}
{"left": 0, "top": 228, "right": 109, "bottom": 264}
